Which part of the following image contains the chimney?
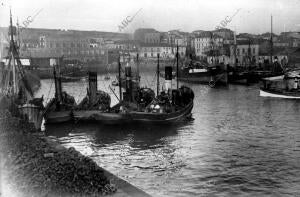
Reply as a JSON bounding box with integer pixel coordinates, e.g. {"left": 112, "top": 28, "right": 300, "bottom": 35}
{"left": 165, "top": 66, "right": 172, "bottom": 92}
{"left": 125, "top": 63, "right": 133, "bottom": 101}
{"left": 88, "top": 72, "right": 97, "bottom": 104}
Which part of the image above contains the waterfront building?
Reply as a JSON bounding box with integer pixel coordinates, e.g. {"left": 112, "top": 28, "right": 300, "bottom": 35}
{"left": 138, "top": 43, "right": 186, "bottom": 59}
{"left": 166, "top": 30, "right": 189, "bottom": 46}
{"left": 115, "top": 40, "right": 139, "bottom": 51}
{"left": 133, "top": 28, "right": 159, "bottom": 43}
{"left": 191, "top": 30, "right": 204, "bottom": 36}
{"left": 194, "top": 31, "right": 224, "bottom": 59}
{"left": 229, "top": 40, "right": 259, "bottom": 67}
{"left": 207, "top": 44, "right": 231, "bottom": 65}
{"left": 144, "top": 32, "right": 161, "bottom": 43}
{"left": 258, "top": 45, "right": 288, "bottom": 67}
{"left": 212, "top": 28, "right": 234, "bottom": 40}
{"left": 0, "top": 27, "right": 128, "bottom": 64}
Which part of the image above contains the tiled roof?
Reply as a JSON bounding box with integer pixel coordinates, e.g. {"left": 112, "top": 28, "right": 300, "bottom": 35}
{"left": 140, "top": 43, "right": 172, "bottom": 47}
{"left": 236, "top": 39, "right": 259, "bottom": 45}
{"left": 139, "top": 43, "right": 185, "bottom": 47}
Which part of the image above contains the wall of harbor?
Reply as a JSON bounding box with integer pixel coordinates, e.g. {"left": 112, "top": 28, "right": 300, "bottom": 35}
{"left": 0, "top": 109, "right": 151, "bottom": 197}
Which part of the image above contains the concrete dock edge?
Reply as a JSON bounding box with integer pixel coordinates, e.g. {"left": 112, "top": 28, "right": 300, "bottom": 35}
{"left": 43, "top": 136, "right": 152, "bottom": 197}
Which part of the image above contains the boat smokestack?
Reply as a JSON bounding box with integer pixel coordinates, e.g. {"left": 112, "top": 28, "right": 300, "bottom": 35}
{"left": 125, "top": 63, "right": 132, "bottom": 101}
{"left": 165, "top": 66, "right": 172, "bottom": 92}
{"left": 52, "top": 58, "right": 63, "bottom": 103}
{"left": 88, "top": 72, "right": 97, "bottom": 104}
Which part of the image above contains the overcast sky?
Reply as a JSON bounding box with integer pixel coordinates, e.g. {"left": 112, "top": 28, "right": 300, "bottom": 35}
{"left": 0, "top": 0, "right": 300, "bottom": 34}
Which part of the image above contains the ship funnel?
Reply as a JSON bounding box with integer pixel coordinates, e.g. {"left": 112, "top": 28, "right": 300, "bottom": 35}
{"left": 165, "top": 66, "right": 172, "bottom": 92}
{"left": 125, "top": 62, "right": 133, "bottom": 101}
{"left": 88, "top": 72, "right": 97, "bottom": 104}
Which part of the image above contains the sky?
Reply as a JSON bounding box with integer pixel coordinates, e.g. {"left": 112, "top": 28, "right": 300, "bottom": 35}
{"left": 0, "top": 0, "right": 300, "bottom": 34}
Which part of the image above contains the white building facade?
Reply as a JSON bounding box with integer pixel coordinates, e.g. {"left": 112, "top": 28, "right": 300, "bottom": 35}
{"left": 194, "top": 35, "right": 224, "bottom": 59}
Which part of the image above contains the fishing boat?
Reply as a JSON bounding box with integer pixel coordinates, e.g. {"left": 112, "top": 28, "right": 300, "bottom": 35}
{"left": 0, "top": 10, "right": 44, "bottom": 130}
{"left": 73, "top": 54, "right": 155, "bottom": 122}
{"left": 73, "top": 47, "right": 194, "bottom": 124}
{"left": 111, "top": 56, "right": 140, "bottom": 89}
{"left": 179, "top": 36, "right": 228, "bottom": 87}
{"left": 179, "top": 60, "right": 228, "bottom": 87}
{"left": 59, "top": 59, "right": 86, "bottom": 82}
{"left": 43, "top": 62, "right": 76, "bottom": 124}
{"left": 159, "top": 71, "right": 176, "bottom": 79}
{"left": 260, "top": 70, "right": 300, "bottom": 99}
{"left": 73, "top": 72, "right": 111, "bottom": 121}
{"left": 228, "top": 66, "right": 250, "bottom": 84}
{"left": 230, "top": 16, "right": 284, "bottom": 85}
{"left": 111, "top": 73, "right": 140, "bottom": 89}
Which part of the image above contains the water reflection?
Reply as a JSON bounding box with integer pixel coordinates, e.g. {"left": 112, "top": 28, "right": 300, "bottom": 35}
{"left": 40, "top": 78, "right": 300, "bottom": 197}
{"left": 46, "top": 121, "right": 191, "bottom": 150}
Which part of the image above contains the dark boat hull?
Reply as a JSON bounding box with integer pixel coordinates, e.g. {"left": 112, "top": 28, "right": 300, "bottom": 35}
{"left": 73, "top": 102, "right": 193, "bottom": 124}
{"left": 44, "top": 111, "right": 72, "bottom": 124}
{"left": 248, "top": 71, "right": 284, "bottom": 83}
{"left": 179, "top": 73, "right": 227, "bottom": 85}
{"left": 178, "top": 67, "right": 228, "bottom": 85}
{"left": 228, "top": 71, "right": 250, "bottom": 85}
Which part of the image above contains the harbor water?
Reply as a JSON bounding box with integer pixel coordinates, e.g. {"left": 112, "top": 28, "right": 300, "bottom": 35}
{"left": 36, "top": 73, "right": 300, "bottom": 196}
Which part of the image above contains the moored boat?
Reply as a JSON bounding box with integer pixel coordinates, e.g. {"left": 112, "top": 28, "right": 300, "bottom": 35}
{"left": 73, "top": 49, "right": 194, "bottom": 125}
{"left": 43, "top": 63, "right": 76, "bottom": 124}
{"left": 73, "top": 72, "right": 111, "bottom": 121}
{"left": 0, "top": 10, "right": 44, "bottom": 130}
{"left": 260, "top": 70, "right": 300, "bottom": 99}
{"left": 178, "top": 59, "right": 228, "bottom": 87}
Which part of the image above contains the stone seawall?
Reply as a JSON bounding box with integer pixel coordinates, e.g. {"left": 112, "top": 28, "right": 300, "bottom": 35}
{"left": 0, "top": 110, "right": 151, "bottom": 197}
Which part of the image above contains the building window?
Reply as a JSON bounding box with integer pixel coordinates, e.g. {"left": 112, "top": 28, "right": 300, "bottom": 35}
{"left": 242, "top": 48, "right": 245, "bottom": 54}
{"left": 253, "top": 48, "right": 255, "bottom": 54}
{"left": 237, "top": 49, "right": 240, "bottom": 56}
{"left": 39, "top": 36, "right": 46, "bottom": 48}
{"left": 151, "top": 53, "right": 153, "bottom": 57}
{"left": 144, "top": 53, "right": 147, "bottom": 58}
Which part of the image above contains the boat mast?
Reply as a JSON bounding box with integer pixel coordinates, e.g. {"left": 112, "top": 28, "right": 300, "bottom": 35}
{"left": 53, "top": 67, "right": 59, "bottom": 101}
{"left": 176, "top": 43, "right": 179, "bottom": 89}
{"left": 9, "top": 9, "right": 17, "bottom": 94}
{"left": 136, "top": 53, "right": 140, "bottom": 85}
{"left": 16, "top": 18, "right": 21, "bottom": 48}
{"left": 270, "top": 15, "right": 273, "bottom": 65}
{"left": 248, "top": 38, "right": 251, "bottom": 68}
{"left": 233, "top": 31, "right": 237, "bottom": 67}
{"left": 6, "top": 9, "right": 33, "bottom": 100}
{"left": 118, "top": 56, "right": 122, "bottom": 101}
{"left": 157, "top": 53, "right": 160, "bottom": 96}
